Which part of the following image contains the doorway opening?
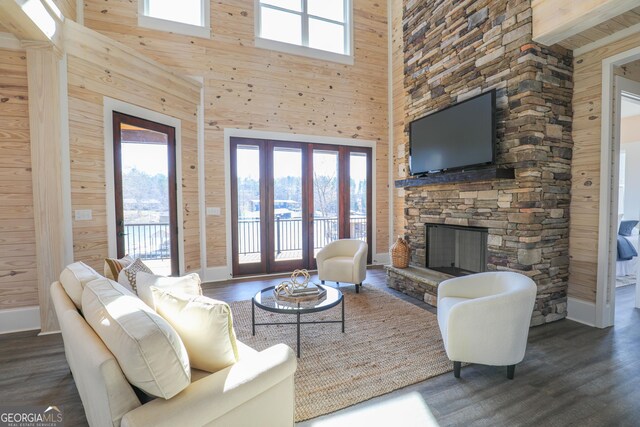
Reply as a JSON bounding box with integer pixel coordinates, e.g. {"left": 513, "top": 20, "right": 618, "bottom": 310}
{"left": 113, "top": 112, "right": 179, "bottom": 276}
{"left": 230, "top": 137, "right": 372, "bottom": 276}
{"left": 612, "top": 67, "right": 640, "bottom": 322}
{"left": 599, "top": 59, "right": 640, "bottom": 328}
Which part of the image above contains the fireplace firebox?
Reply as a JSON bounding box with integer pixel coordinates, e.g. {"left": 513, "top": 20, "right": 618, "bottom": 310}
{"left": 425, "top": 224, "right": 488, "bottom": 276}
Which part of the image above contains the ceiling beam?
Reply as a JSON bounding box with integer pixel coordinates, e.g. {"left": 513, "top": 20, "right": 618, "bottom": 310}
{"left": 0, "top": 0, "right": 64, "bottom": 48}
{"left": 532, "top": 0, "right": 640, "bottom": 47}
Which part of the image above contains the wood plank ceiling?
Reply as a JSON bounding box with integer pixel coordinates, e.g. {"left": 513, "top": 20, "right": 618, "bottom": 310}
{"left": 560, "top": 6, "right": 640, "bottom": 50}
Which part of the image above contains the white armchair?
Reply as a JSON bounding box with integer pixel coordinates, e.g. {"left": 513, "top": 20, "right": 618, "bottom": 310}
{"left": 437, "top": 271, "right": 537, "bottom": 379}
{"left": 316, "top": 239, "right": 368, "bottom": 293}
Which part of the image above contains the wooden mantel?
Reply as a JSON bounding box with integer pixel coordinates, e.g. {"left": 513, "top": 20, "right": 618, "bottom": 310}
{"left": 395, "top": 166, "right": 515, "bottom": 188}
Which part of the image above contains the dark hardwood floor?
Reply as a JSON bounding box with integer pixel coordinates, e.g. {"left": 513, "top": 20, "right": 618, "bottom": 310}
{"left": 1, "top": 269, "right": 638, "bottom": 426}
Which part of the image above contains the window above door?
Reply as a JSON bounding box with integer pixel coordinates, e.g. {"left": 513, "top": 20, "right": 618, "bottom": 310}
{"left": 139, "top": 0, "right": 211, "bottom": 39}
{"left": 255, "top": 0, "right": 354, "bottom": 65}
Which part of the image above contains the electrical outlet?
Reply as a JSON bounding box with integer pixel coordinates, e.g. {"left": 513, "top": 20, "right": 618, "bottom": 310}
{"left": 75, "top": 209, "right": 92, "bottom": 221}
{"left": 206, "top": 207, "right": 221, "bottom": 216}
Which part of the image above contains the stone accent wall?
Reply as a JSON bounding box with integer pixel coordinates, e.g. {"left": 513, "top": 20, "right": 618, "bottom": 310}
{"left": 400, "top": 0, "right": 573, "bottom": 325}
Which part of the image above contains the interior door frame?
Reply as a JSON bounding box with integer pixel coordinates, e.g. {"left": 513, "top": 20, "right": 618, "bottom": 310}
{"left": 597, "top": 46, "right": 640, "bottom": 328}
{"left": 112, "top": 111, "right": 179, "bottom": 276}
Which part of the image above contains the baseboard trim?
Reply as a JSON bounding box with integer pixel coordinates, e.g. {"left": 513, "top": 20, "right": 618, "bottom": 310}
{"left": 567, "top": 297, "right": 596, "bottom": 327}
{"left": 0, "top": 306, "right": 41, "bottom": 335}
{"left": 204, "top": 266, "right": 232, "bottom": 282}
{"left": 38, "top": 330, "right": 61, "bottom": 336}
{"left": 373, "top": 252, "right": 390, "bottom": 265}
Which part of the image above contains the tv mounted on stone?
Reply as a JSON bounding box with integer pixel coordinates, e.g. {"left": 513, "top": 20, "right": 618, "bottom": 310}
{"left": 409, "top": 90, "right": 496, "bottom": 175}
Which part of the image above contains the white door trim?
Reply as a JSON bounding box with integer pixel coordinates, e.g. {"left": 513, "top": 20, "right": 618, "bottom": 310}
{"left": 596, "top": 47, "right": 640, "bottom": 327}
{"left": 103, "top": 97, "right": 186, "bottom": 275}
{"left": 386, "top": 0, "right": 395, "bottom": 262}
{"left": 59, "top": 54, "right": 73, "bottom": 266}
{"left": 222, "top": 128, "right": 377, "bottom": 280}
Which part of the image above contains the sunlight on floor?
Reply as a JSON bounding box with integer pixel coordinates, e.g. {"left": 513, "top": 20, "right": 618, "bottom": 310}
{"left": 307, "top": 392, "right": 439, "bottom": 427}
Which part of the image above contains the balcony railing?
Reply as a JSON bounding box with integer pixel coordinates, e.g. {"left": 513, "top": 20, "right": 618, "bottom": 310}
{"left": 124, "top": 223, "right": 170, "bottom": 260}
{"left": 238, "top": 216, "right": 367, "bottom": 255}
{"left": 123, "top": 218, "right": 368, "bottom": 261}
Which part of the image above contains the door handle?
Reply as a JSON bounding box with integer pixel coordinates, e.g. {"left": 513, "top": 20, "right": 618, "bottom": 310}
{"left": 117, "top": 232, "right": 128, "bottom": 237}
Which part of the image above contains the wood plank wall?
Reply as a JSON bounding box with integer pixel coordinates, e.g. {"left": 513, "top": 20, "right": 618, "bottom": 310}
{"left": 52, "top": 0, "right": 76, "bottom": 21}
{"left": 64, "top": 21, "right": 201, "bottom": 273}
{"left": 0, "top": 48, "right": 38, "bottom": 309}
{"left": 391, "top": 0, "right": 405, "bottom": 239}
{"left": 82, "top": 0, "right": 390, "bottom": 267}
{"left": 570, "top": 32, "right": 640, "bottom": 302}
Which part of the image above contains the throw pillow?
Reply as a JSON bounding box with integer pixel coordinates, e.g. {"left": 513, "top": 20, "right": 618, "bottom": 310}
{"left": 117, "top": 258, "right": 153, "bottom": 293}
{"left": 136, "top": 272, "right": 202, "bottom": 310}
{"left": 59, "top": 262, "right": 102, "bottom": 309}
{"left": 619, "top": 220, "right": 639, "bottom": 236}
{"left": 104, "top": 255, "right": 134, "bottom": 280}
{"left": 82, "top": 278, "right": 191, "bottom": 399}
{"left": 151, "top": 287, "right": 239, "bottom": 373}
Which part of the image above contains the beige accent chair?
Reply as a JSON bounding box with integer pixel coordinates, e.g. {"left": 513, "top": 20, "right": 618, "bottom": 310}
{"left": 51, "top": 272, "right": 297, "bottom": 426}
{"left": 316, "top": 239, "right": 368, "bottom": 293}
{"left": 437, "top": 271, "right": 537, "bottom": 380}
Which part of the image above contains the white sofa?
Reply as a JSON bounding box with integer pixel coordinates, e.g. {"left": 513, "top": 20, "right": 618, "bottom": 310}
{"left": 316, "top": 239, "right": 368, "bottom": 293}
{"left": 437, "top": 271, "right": 537, "bottom": 379}
{"left": 51, "top": 270, "right": 297, "bottom": 426}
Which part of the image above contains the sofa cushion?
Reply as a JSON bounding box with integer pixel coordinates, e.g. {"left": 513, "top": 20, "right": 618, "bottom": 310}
{"left": 59, "top": 262, "right": 102, "bottom": 309}
{"left": 82, "top": 278, "right": 191, "bottom": 399}
{"left": 136, "top": 272, "right": 202, "bottom": 310}
{"left": 151, "top": 288, "right": 239, "bottom": 373}
{"left": 104, "top": 255, "right": 134, "bottom": 280}
{"left": 117, "top": 258, "right": 153, "bottom": 293}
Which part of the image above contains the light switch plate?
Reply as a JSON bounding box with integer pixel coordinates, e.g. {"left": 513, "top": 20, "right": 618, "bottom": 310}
{"left": 75, "top": 209, "right": 92, "bottom": 221}
{"left": 206, "top": 207, "right": 221, "bottom": 216}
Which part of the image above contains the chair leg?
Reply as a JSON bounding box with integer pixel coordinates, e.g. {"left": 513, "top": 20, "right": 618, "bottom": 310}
{"left": 507, "top": 364, "right": 516, "bottom": 380}
{"left": 453, "top": 361, "right": 461, "bottom": 378}
{"left": 356, "top": 283, "right": 360, "bottom": 293}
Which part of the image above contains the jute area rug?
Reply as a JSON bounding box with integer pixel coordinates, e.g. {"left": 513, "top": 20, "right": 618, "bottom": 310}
{"left": 230, "top": 286, "right": 452, "bottom": 422}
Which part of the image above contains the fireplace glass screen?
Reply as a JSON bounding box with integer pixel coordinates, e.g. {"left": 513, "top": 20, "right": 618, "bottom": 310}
{"left": 426, "top": 224, "right": 488, "bottom": 276}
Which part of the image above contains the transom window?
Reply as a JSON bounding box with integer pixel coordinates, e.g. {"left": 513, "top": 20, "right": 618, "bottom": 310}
{"left": 256, "top": 0, "right": 353, "bottom": 64}
{"left": 139, "top": 0, "right": 211, "bottom": 38}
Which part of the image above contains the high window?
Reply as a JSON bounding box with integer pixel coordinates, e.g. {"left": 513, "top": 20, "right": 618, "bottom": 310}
{"left": 139, "top": 0, "right": 211, "bottom": 38}
{"left": 256, "top": 0, "right": 353, "bottom": 64}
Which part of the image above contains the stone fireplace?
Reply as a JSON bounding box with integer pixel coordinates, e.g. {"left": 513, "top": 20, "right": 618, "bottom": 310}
{"left": 426, "top": 224, "right": 488, "bottom": 276}
{"left": 389, "top": 0, "right": 573, "bottom": 326}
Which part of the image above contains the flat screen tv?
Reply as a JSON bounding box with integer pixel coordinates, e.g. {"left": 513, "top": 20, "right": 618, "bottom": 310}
{"left": 409, "top": 90, "right": 496, "bottom": 175}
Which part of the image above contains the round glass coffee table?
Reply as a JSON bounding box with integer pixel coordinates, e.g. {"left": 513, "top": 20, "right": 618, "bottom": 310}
{"left": 252, "top": 284, "right": 344, "bottom": 357}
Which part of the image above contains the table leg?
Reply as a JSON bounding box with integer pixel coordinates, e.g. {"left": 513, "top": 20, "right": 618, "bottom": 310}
{"left": 252, "top": 298, "right": 255, "bottom": 336}
{"left": 342, "top": 298, "right": 345, "bottom": 333}
{"left": 297, "top": 311, "right": 301, "bottom": 358}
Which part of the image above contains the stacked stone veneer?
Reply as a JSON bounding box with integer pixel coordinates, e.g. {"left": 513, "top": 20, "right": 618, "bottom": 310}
{"left": 399, "top": 0, "right": 573, "bottom": 325}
